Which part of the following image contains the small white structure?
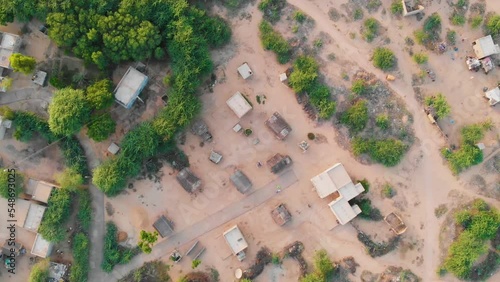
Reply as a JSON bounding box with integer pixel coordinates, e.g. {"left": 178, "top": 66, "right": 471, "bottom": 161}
{"left": 223, "top": 225, "right": 248, "bottom": 261}
{"left": 16, "top": 199, "right": 47, "bottom": 232}
{"left": 311, "top": 163, "right": 365, "bottom": 225}
{"left": 226, "top": 91, "right": 252, "bottom": 118}
{"left": 26, "top": 179, "right": 55, "bottom": 204}
{"left": 0, "top": 115, "right": 12, "bottom": 140}
{"left": 209, "top": 150, "right": 223, "bottom": 164}
{"left": 485, "top": 87, "right": 500, "bottom": 106}
{"left": 232, "top": 123, "right": 242, "bottom": 132}
{"left": 0, "top": 32, "right": 21, "bottom": 69}
{"left": 472, "top": 35, "right": 500, "bottom": 59}
{"left": 108, "top": 142, "right": 120, "bottom": 155}
{"left": 402, "top": 0, "right": 424, "bottom": 17}
{"left": 32, "top": 71, "right": 47, "bottom": 86}
{"left": 114, "top": 66, "right": 149, "bottom": 109}
{"left": 237, "top": 63, "right": 253, "bottom": 79}
{"left": 279, "top": 73, "right": 288, "bottom": 83}
{"left": 31, "top": 233, "right": 53, "bottom": 258}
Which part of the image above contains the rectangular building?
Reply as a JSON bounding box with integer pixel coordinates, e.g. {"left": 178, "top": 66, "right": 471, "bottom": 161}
{"left": 226, "top": 91, "right": 252, "bottom": 118}
{"left": 223, "top": 225, "right": 248, "bottom": 261}
{"left": 114, "top": 66, "right": 148, "bottom": 109}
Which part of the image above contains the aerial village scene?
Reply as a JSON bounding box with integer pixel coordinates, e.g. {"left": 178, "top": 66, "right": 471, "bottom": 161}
{"left": 0, "top": 0, "right": 500, "bottom": 282}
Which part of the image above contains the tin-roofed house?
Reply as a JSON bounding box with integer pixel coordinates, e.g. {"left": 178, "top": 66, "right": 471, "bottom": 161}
{"left": 472, "top": 35, "right": 500, "bottom": 59}
{"left": 16, "top": 199, "right": 47, "bottom": 232}
{"left": 153, "top": 215, "right": 174, "bottom": 238}
{"left": 271, "top": 204, "right": 292, "bottom": 226}
{"left": 31, "top": 233, "right": 53, "bottom": 258}
{"left": 237, "top": 63, "right": 253, "bottom": 79}
{"left": 265, "top": 112, "right": 292, "bottom": 140}
{"left": 0, "top": 115, "right": 12, "bottom": 140}
{"left": 485, "top": 86, "right": 500, "bottom": 106}
{"left": 266, "top": 153, "right": 292, "bottom": 174}
{"left": 230, "top": 170, "right": 252, "bottom": 194}
{"left": 176, "top": 168, "right": 202, "bottom": 193}
{"left": 114, "top": 66, "right": 149, "bottom": 109}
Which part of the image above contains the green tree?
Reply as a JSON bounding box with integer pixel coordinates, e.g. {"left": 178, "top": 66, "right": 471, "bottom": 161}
{"left": 289, "top": 55, "right": 319, "bottom": 93}
{"left": 86, "top": 79, "right": 114, "bottom": 110}
{"left": 351, "top": 79, "right": 367, "bottom": 95}
{"left": 92, "top": 158, "right": 127, "bottom": 196}
{"left": 314, "top": 249, "right": 335, "bottom": 279}
{"left": 412, "top": 52, "right": 428, "bottom": 64}
{"left": 46, "top": 13, "right": 82, "bottom": 47}
{"left": 371, "top": 139, "right": 407, "bottom": 166}
{"left": 375, "top": 114, "right": 389, "bottom": 129}
{"left": 0, "top": 168, "right": 23, "bottom": 199}
{"left": 486, "top": 14, "right": 500, "bottom": 35}
{"left": 259, "top": 20, "right": 291, "bottom": 63}
{"left": 390, "top": 1, "right": 403, "bottom": 15}
{"left": 372, "top": 47, "right": 396, "bottom": 70}
{"left": 121, "top": 122, "right": 159, "bottom": 161}
{"left": 363, "top": 18, "right": 379, "bottom": 42}
{"left": 70, "top": 232, "right": 90, "bottom": 282}
{"left": 425, "top": 94, "right": 450, "bottom": 119}
{"left": 9, "top": 53, "right": 36, "bottom": 74}
{"left": 29, "top": 259, "right": 50, "bottom": 282}
{"left": 341, "top": 100, "right": 369, "bottom": 133}
{"left": 38, "top": 189, "right": 72, "bottom": 242}
{"left": 54, "top": 167, "right": 83, "bottom": 191}
{"left": 0, "top": 106, "right": 15, "bottom": 120}
{"left": 138, "top": 230, "right": 159, "bottom": 254}
{"left": 87, "top": 113, "right": 116, "bottom": 142}
{"left": 48, "top": 88, "right": 91, "bottom": 136}
{"left": 191, "top": 259, "right": 201, "bottom": 269}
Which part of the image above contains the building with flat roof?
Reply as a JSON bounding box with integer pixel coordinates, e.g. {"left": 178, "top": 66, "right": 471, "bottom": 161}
{"left": 226, "top": 91, "right": 252, "bottom": 118}
{"left": 237, "top": 63, "right": 253, "bottom": 79}
{"left": 26, "top": 179, "right": 56, "bottom": 204}
{"left": 16, "top": 199, "right": 47, "bottom": 232}
{"left": 485, "top": 87, "right": 500, "bottom": 106}
{"left": 0, "top": 115, "right": 12, "bottom": 140}
{"left": 473, "top": 35, "right": 500, "bottom": 59}
{"left": 114, "top": 66, "right": 148, "bottom": 109}
{"left": 311, "top": 163, "right": 365, "bottom": 225}
{"left": 265, "top": 112, "right": 292, "bottom": 140}
{"left": 271, "top": 204, "right": 292, "bottom": 226}
{"left": 230, "top": 170, "right": 252, "bottom": 194}
{"left": 31, "top": 233, "right": 53, "bottom": 258}
{"left": 223, "top": 225, "right": 248, "bottom": 261}
{"left": 0, "top": 32, "right": 21, "bottom": 69}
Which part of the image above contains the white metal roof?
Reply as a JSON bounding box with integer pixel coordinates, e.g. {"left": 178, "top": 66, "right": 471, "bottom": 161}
{"left": 114, "top": 67, "right": 148, "bottom": 109}
{"left": 328, "top": 197, "right": 362, "bottom": 225}
{"left": 223, "top": 225, "right": 248, "bottom": 255}
{"left": 473, "top": 35, "right": 500, "bottom": 59}
{"left": 485, "top": 87, "right": 500, "bottom": 105}
{"left": 31, "top": 233, "right": 53, "bottom": 258}
{"left": 237, "top": 63, "right": 253, "bottom": 79}
{"left": 311, "top": 163, "right": 353, "bottom": 198}
{"left": 226, "top": 91, "right": 252, "bottom": 118}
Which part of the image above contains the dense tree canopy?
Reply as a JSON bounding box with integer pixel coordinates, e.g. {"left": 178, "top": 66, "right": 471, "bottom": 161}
{"left": 29, "top": 259, "right": 50, "bottom": 282}
{"left": 38, "top": 188, "right": 72, "bottom": 242}
{"left": 85, "top": 79, "right": 114, "bottom": 110}
{"left": 9, "top": 53, "right": 36, "bottom": 74}
{"left": 0, "top": 169, "right": 23, "bottom": 199}
{"left": 48, "top": 88, "right": 91, "bottom": 136}
{"left": 289, "top": 55, "right": 319, "bottom": 93}
{"left": 54, "top": 167, "right": 83, "bottom": 191}
{"left": 87, "top": 113, "right": 116, "bottom": 142}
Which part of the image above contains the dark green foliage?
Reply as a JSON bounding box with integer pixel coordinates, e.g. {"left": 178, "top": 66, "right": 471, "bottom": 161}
{"left": 48, "top": 88, "right": 91, "bottom": 136}
{"left": 372, "top": 47, "right": 396, "bottom": 70}
{"left": 358, "top": 179, "right": 370, "bottom": 193}
{"left": 390, "top": 0, "right": 403, "bottom": 15}
{"left": 13, "top": 111, "right": 58, "bottom": 143}
{"left": 259, "top": 20, "right": 291, "bottom": 64}
{"left": 351, "top": 79, "right": 367, "bottom": 95}
{"left": 87, "top": 113, "right": 116, "bottom": 142}
{"left": 93, "top": 158, "right": 127, "bottom": 196}
{"left": 0, "top": 169, "right": 23, "bottom": 199}
{"left": 289, "top": 55, "right": 319, "bottom": 93}
{"left": 352, "top": 137, "right": 407, "bottom": 167}
{"left": 424, "top": 13, "right": 442, "bottom": 34}
{"left": 38, "top": 188, "right": 72, "bottom": 242}
{"left": 102, "top": 222, "right": 137, "bottom": 272}
{"left": 29, "top": 259, "right": 50, "bottom": 282}
{"left": 59, "top": 137, "right": 89, "bottom": 177}
{"left": 363, "top": 18, "right": 379, "bottom": 42}
{"left": 70, "top": 233, "right": 90, "bottom": 282}
{"left": 350, "top": 198, "right": 383, "bottom": 221}
{"left": 446, "top": 30, "right": 457, "bottom": 45}
{"left": 196, "top": 15, "right": 232, "bottom": 48}
{"left": 486, "top": 14, "right": 500, "bottom": 36}
{"left": 341, "top": 100, "right": 368, "bottom": 133}
{"left": 293, "top": 11, "right": 306, "bottom": 23}
{"left": 258, "top": 0, "right": 286, "bottom": 23}
{"left": 308, "top": 83, "right": 336, "bottom": 119}
{"left": 76, "top": 189, "right": 92, "bottom": 232}
{"left": 85, "top": 79, "right": 114, "bottom": 111}
{"left": 121, "top": 122, "right": 159, "bottom": 161}
{"left": 425, "top": 94, "right": 450, "bottom": 119}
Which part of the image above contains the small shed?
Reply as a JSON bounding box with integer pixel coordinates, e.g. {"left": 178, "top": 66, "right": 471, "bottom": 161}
{"left": 209, "top": 151, "right": 223, "bottom": 164}
{"left": 279, "top": 73, "right": 288, "bottom": 83}
{"left": 114, "top": 66, "right": 149, "bottom": 109}
{"left": 32, "top": 71, "right": 47, "bottom": 86}
{"left": 26, "top": 179, "right": 55, "bottom": 204}
{"left": 230, "top": 170, "right": 252, "bottom": 194}
{"left": 266, "top": 154, "right": 292, "bottom": 174}
{"left": 108, "top": 142, "right": 120, "bottom": 155}
{"left": 226, "top": 91, "right": 253, "bottom": 118}
{"left": 0, "top": 115, "right": 12, "bottom": 140}
{"left": 191, "top": 119, "right": 212, "bottom": 142}
{"left": 384, "top": 212, "right": 407, "bottom": 235}
{"left": 485, "top": 87, "right": 500, "bottom": 106}
{"left": 31, "top": 233, "right": 53, "bottom": 258}
{"left": 176, "top": 168, "right": 202, "bottom": 193}
{"left": 223, "top": 225, "right": 248, "bottom": 261}
{"left": 271, "top": 204, "right": 292, "bottom": 226}
{"left": 233, "top": 123, "right": 242, "bottom": 133}
{"left": 153, "top": 215, "right": 174, "bottom": 238}
{"left": 48, "top": 262, "right": 68, "bottom": 281}
{"left": 472, "top": 35, "right": 500, "bottom": 59}
{"left": 265, "top": 112, "right": 292, "bottom": 140}
{"left": 237, "top": 63, "right": 253, "bottom": 79}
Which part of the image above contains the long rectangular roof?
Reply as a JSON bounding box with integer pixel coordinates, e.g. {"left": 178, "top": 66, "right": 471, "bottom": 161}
{"left": 153, "top": 215, "right": 174, "bottom": 238}
{"left": 328, "top": 197, "right": 362, "bottom": 225}
{"left": 114, "top": 66, "right": 148, "bottom": 109}
{"left": 473, "top": 35, "right": 500, "bottom": 59}
{"left": 226, "top": 91, "right": 252, "bottom": 118}
{"left": 230, "top": 170, "right": 252, "bottom": 194}
{"left": 31, "top": 233, "right": 53, "bottom": 258}
{"left": 0, "top": 32, "right": 20, "bottom": 69}
{"left": 223, "top": 225, "right": 248, "bottom": 255}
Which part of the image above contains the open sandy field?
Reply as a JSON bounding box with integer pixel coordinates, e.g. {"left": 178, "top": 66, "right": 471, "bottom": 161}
{"left": 105, "top": 1, "right": 499, "bottom": 282}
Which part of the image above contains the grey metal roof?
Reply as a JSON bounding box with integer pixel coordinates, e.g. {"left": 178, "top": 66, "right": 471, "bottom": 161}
{"left": 176, "top": 168, "right": 201, "bottom": 193}
{"left": 230, "top": 170, "right": 252, "bottom": 194}
{"left": 153, "top": 215, "right": 174, "bottom": 238}
{"left": 265, "top": 112, "right": 292, "bottom": 140}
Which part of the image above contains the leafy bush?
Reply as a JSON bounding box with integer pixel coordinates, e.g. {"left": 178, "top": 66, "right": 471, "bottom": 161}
{"left": 55, "top": 167, "right": 83, "bottom": 191}
{"left": 351, "top": 79, "right": 367, "bottom": 95}
{"left": 451, "top": 13, "right": 466, "bottom": 26}
{"left": 259, "top": 20, "right": 291, "bottom": 64}
{"left": 59, "top": 137, "right": 89, "bottom": 177}
{"left": 341, "top": 100, "right": 368, "bottom": 133}
{"left": 358, "top": 178, "right": 370, "bottom": 193}
{"left": 469, "top": 15, "right": 482, "bottom": 28}
{"left": 0, "top": 169, "right": 23, "bottom": 199}
{"left": 85, "top": 79, "right": 114, "bottom": 111}
{"left": 87, "top": 113, "right": 116, "bottom": 142}
{"left": 258, "top": 0, "right": 286, "bottom": 23}
{"left": 76, "top": 189, "right": 92, "bottom": 232}
{"left": 372, "top": 47, "right": 396, "bottom": 70}
{"left": 443, "top": 144, "right": 483, "bottom": 174}
{"left": 138, "top": 230, "right": 159, "bottom": 254}
{"left": 93, "top": 158, "right": 127, "bottom": 196}
{"left": 121, "top": 122, "right": 160, "bottom": 161}
{"left": 350, "top": 198, "right": 383, "bottom": 220}
{"left": 0, "top": 106, "right": 15, "bottom": 120}
{"left": 9, "top": 53, "right": 36, "bottom": 74}
{"left": 413, "top": 29, "right": 429, "bottom": 45}
{"left": 38, "top": 188, "right": 72, "bottom": 242}
{"left": 424, "top": 13, "right": 441, "bottom": 34}
{"left": 293, "top": 11, "right": 306, "bottom": 23}
{"left": 424, "top": 93, "right": 450, "bottom": 119}
{"left": 13, "top": 111, "right": 58, "bottom": 143}
{"left": 412, "top": 52, "right": 428, "bottom": 64}
{"left": 308, "top": 83, "right": 336, "bottom": 119}
{"left": 382, "top": 184, "right": 395, "bottom": 198}
{"left": 353, "top": 138, "right": 407, "bottom": 167}
{"left": 375, "top": 114, "right": 389, "bottom": 129}
{"left": 29, "top": 259, "right": 49, "bottom": 282}
{"left": 461, "top": 123, "right": 486, "bottom": 144}
{"left": 48, "top": 88, "right": 91, "bottom": 136}
{"left": 363, "top": 18, "right": 379, "bottom": 42}
{"left": 390, "top": 1, "right": 403, "bottom": 15}
{"left": 313, "top": 249, "right": 335, "bottom": 279}
{"left": 446, "top": 30, "right": 457, "bottom": 45}
{"left": 289, "top": 55, "right": 319, "bottom": 93}
{"left": 102, "top": 222, "right": 136, "bottom": 272}
{"left": 353, "top": 8, "right": 363, "bottom": 20}
{"left": 486, "top": 14, "right": 500, "bottom": 36}
{"left": 70, "top": 233, "right": 90, "bottom": 282}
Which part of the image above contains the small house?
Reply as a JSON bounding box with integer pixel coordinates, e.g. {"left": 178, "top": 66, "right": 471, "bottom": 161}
{"left": 485, "top": 87, "right": 500, "bottom": 106}
{"left": 266, "top": 153, "right": 292, "bottom": 174}
{"left": 0, "top": 115, "right": 12, "bottom": 140}
{"left": 230, "top": 170, "right": 252, "bottom": 194}
{"left": 237, "top": 63, "right": 253, "bottom": 79}
{"left": 176, "top": 168, "right": 202, "bottom": 193}
{"left": 226, "top": 91, "right": 252, "bottom": 118}
{"left": 191, "top": 119, "right": 212, "bottom": 143}
{"left": 32, "top": 71, "right": 47, "bottom": 86}
{"left": 114, "top": 66, "right": 148, "bottom": 109}
{"left": 31, "top": 233, "right": 53, "bottom": 258}
{"left": 472, "top": 35, "right": 500, "bottom": 59}
{"left": 0, "top": 32, "right": 21, "bottom": 70}
{"left": 209, "top": 151, "right": 223, "bottom": 164}
{"left": 16, "top": 199, "right": 46, "bottom": 232}
{"left": 265, "top": 112, "right": 292, "bottom": 140}
{"left": 26, "top": 179, "right": 55, "bottom": 204}
{"left": 223, "top": 225, "right": 248, "bottom": 261}
{"left": 153, "top": 215, "right": 174, "bottom": 238}
{"left": 271, "top": 204, "right": 292, "bottom": 226}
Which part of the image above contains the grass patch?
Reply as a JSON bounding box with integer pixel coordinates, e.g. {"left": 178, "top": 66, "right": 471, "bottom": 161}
{"left": 258, "top": 0, "right": 286, "bottom": 23}
{"left": 363, "top": 18, "right": 379, "bottom": 42}
{"left": 390, "top": 0, "right": 403, "bottom": 15}
{"left": 293, "top": 10, "right": 307, "bottom": 23}
{"left": 412, "top": 52, "right": 428, "bottom": 64}
{"left": 381, "top": 183, "right": 395, "bottom": 198}
{"left": 351, "top": 79, "right": 367, "bottom": 95}
{"left": 375, "top": 114, "right": 389, "bottom": 130}
{"left": 434, "top": 204, "right": 448, "bottom": 218}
